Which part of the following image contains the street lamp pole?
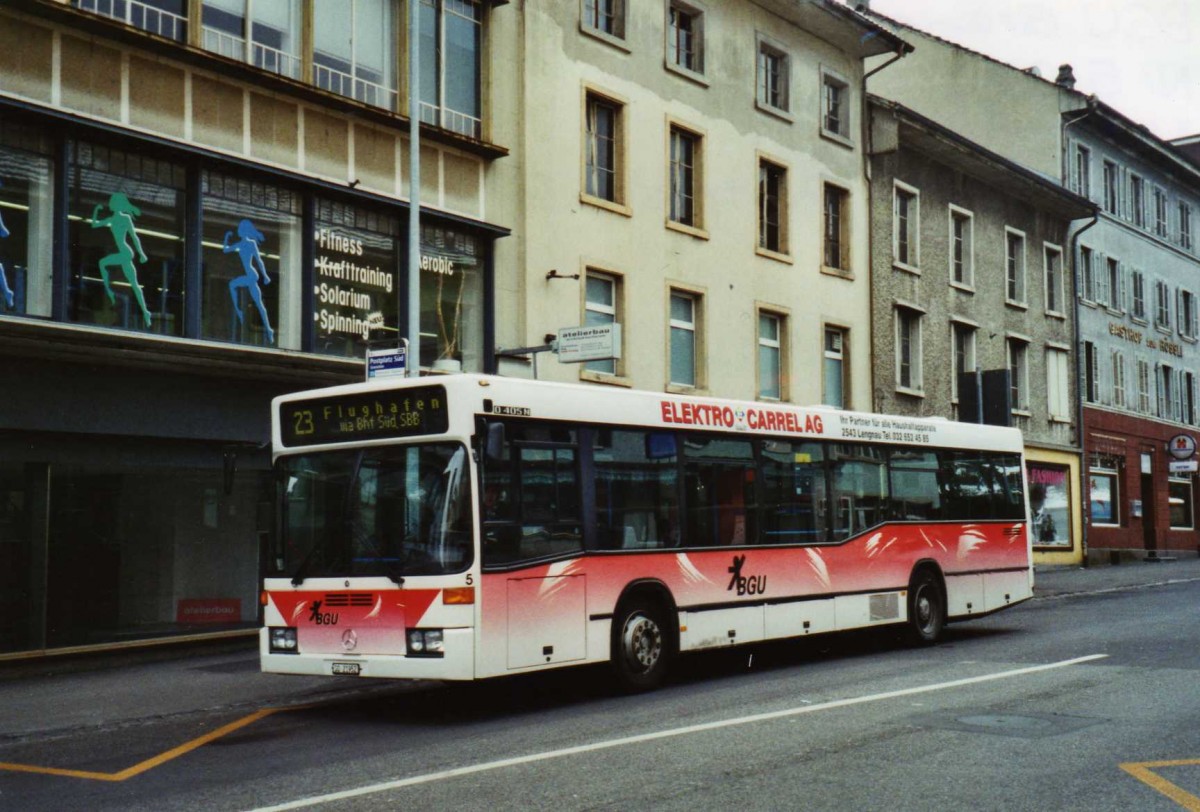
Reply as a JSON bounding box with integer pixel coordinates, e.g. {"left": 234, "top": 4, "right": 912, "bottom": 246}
{"left": 407, "top": 0, "right": 421, "bottom": 376}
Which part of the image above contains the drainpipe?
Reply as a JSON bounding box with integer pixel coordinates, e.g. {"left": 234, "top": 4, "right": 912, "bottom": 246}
{"left": 862, "top": 47, "right": 908, "bottom": 412}
{"left": 1062, "top": 98, "right": 1097, "bottom": 565}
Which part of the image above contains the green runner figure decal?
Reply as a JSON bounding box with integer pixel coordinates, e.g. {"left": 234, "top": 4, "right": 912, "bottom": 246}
{"left": 92, "top": 192, "right": 152, "bottom": 328}
{"left": 225, "top": 218, "right": 274, "bottom": 344}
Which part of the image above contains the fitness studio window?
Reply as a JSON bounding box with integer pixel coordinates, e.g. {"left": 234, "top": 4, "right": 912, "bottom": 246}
{"left": 67, "top": 140, "right": 187, "bottom": 336}
{"left": 419, "top": 223, "right": 484, "bottom": 370}
{"left": 0, "top": 119, "right": 54, "bottom": 319}
{"left": 200, "top": 171, "right": 303, "bottom": 349}
{"left": 313, "top": 199, "right": 400, "bottom": 359}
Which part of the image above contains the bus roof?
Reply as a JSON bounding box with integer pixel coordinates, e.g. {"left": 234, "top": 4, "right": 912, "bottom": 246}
{"left": 272, "top": 373, "right": 1025, "bottom": 455}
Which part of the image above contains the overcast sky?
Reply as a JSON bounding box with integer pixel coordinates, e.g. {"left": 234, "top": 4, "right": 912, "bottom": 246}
{"left": 856, "top": 0, "right": 1199, "bottom": 141}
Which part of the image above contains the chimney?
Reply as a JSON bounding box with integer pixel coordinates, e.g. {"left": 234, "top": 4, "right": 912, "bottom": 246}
{"left": 1055, "top": 64, "right": 1076, "bottom": 89}
{"left": 855, "top": 1, "right": 871, "bottom": 11}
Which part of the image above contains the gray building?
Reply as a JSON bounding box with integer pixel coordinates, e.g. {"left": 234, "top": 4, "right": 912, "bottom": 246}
{"left": 868, "top": 97, "right": 1095, "bottom": 554}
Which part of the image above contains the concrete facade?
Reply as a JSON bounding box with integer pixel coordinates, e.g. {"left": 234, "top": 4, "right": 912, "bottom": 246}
{"left": 868, "top": 98, "right": 1095, "bottom": 565}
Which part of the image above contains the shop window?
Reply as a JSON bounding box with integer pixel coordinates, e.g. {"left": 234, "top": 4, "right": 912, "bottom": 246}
{"left": 68, "top": 141, "right": 187, "bottom": 336}
{"left": 1027, "top": 463, "right": 1072, "bottom": 547}
{"left": 1169, "top": 477, "right": 1194, "bottom": 530}
{"left": 201, "top": 171, "right": 303, "bottom": 349}
{"left": 313, "top": 199, "right": 400, "bottom": 358}
{"left": 1089, "top": 461, "right": 1120, "bottom": 526}
{"left": 419, "top": 224, "right": 483, "bottom": 370}
{"left": 0, "top": 121, "right": 55, "bottom": 319}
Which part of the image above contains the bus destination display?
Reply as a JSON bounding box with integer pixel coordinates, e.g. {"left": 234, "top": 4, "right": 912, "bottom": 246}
{"left": 280, "top": 385, "right": 448, "bottom": 447}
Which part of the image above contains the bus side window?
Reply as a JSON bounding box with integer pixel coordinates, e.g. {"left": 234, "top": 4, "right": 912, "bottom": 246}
{"left": 594, "top": 429, "right": 679, "bottom": 550}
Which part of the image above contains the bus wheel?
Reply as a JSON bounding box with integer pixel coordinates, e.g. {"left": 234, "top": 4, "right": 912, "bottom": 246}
{"left": 611, "top": 600, "right": 671, "bottom": 692}
{"left": 907, "top": 569, "right": 945, "bottom": 645}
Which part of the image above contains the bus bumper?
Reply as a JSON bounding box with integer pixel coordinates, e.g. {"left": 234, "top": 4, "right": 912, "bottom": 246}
{"left": 259, "top": 627, "right": 475, "bottom": 681}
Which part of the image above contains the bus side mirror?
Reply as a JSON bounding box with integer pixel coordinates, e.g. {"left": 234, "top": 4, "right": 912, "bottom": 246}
{"left": 485, "top": 422, "right": 506, "bottom": 462}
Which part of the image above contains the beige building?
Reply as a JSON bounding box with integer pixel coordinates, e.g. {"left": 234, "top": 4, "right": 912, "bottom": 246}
{"left": 496, "top": 1, "right": 907, "bottom": 408}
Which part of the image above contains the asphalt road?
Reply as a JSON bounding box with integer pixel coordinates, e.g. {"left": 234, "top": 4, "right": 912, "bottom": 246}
{"left": 2, "top": 563, "right": 1199, "bottom": 811}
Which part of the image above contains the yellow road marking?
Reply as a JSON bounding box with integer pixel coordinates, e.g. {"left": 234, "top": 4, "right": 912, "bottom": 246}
{"left": 0, "top": 707, "right": 284, "bottom": 782}
{"left": 1121, "top": 759, "right": 1200, "bottom": 811}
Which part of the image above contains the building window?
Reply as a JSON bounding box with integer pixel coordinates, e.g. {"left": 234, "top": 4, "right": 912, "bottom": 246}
{"left": 1103, "top": 160, "right": 1120, "bottom": 213}
{"left": 1006, "top": 229, "right": 1026, "bottom": 305}
{"left": 1083, "top": 341, "right": 1098, "bottom": 404}
{"left": 669, "top": 290, "right": 699, "bottom": 388}
{"left": 950, "top": 321, "right": 976, "bottom": 406}
{"left": 1180, "top": 201, "right": 1194, "bottom": 251}
{"left": 1089, "top": 460, "right": 1120, "bottom": 526}
{"left": 823, "top": 326, "right": 846, "bottom": 408}
{"left": 757, "top": 159, "right": 787, "bottom": 254}
{"left": 0, "top": 121, "right": 54, "bottom": 319}
{"left": 584, "top": 92, "right": 622, "bottom": 205}
{"left": 68, "top": 141, "right": 187, "bottom": 335}
{"left": 820, "top": 69, "right": 851, "bottom": 141}
{"left": 949, "top": 207, "right": 973, "bottom": 288}
{"left": 419, "top": 0, "right": 483, "bottom": 137}
{"left": 584, "top": 271, "right": 620, "bottom": 376}
{"left": 1181, "top": 290, "right": 1198, "bottom": 340}
{"left": 1008, "top": 338, "right": 1029, "bottom": 412}
{"left": 757, "top": 311, "right": 784, "bottom": 400}
{"left": 895, "top": 306, "right": 922, "bottom": 393}
{"left": 1111, "top": 350, "right": 1127, "bottom": 409}
{"left": 313, "top": 0, "right": 399, "bottom": 111}
{"left": 1185, "top": 371, "right": 1197, "bottom": 425}
{"left": 757, "top": 40, "right": 789, "bottom": 113}
{"left": 1155, "top": 280, "right": 1172, "bottom": 330}
{"left": 1072, "top": 144, "right": 1090, "bottom": 198}
{"left": 1170, "top": 477, "right": 1194, "bottom": 529}
{"left": 1130, "top": 174, "right": 1145, "bottom": 228}
{"left": 1154, "top": 186, "right": 1170, "bottom": 238}
{"left": 1137, "top": 359, "right": 1152, "bottom": 414}
{"left": 1159, "top": 364, "right": 1177, "bottom": 421}
{"left": 1046, "top": 347, "right": 1070, "bottom": 421}
{"left": 1045, "top": 244, "right": 1064, "bottom": 314}
{"left": 583, "top": 0, "right": 625, "bottom": 40}
{"left": 893, "top": 183, "right": 919, "bottom": 270}
{"left": 1106, "top": 257, "right": 1123, "bottom": 311}
{"left": 669, "top": 125, "right": 701, "bottom": 229}
{"left": 420, "top": 224, "right": 484, "bottom": 369}
{"left": 75, "top": 0, "right": 187, "bottom": 41}
{"left": 1028, "top": 463, "right": 1072, "bottom": 547}
{"left": 1131, "top": 269, "right": 1146, "bottom": 321}
{"left": 666, "top": 1, "right": 704, "bottom": 75}
{"left": 823, "top": 183, "right": 849, "bottom": 270}
{"left": 1079, "top": 245, "right": 1095, "bottom": 302}
{"left": 202, "top": 0, "right": 302, "bottom": 78}
{"left": 201, "top": 171, "right": 302, "bottom": 349}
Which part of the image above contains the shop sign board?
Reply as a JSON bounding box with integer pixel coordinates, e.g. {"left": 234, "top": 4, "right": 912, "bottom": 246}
{"left": 367, "top": 344, "right": 408, "bottom": 380}
{"left": 557, "top": 324, "right": 622, "bottom": 363}
{"left": 1167, "top": 433, "right": 1197, "bottom": 461}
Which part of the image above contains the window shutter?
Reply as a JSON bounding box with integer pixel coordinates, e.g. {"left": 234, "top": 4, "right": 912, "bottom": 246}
{"left": 1066, "top": 139, "right": 1079, "bottom": 192}
{"left": 1117, "top": 262, "right": 1128, "bottom": 312}
{"left": 1156, "top": 363, "right": 1164, "bottom": 417}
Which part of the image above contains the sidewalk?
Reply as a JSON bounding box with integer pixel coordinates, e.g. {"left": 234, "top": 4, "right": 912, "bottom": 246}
{"left": 3, "top": 558, "right": 1199, "bottom": 743}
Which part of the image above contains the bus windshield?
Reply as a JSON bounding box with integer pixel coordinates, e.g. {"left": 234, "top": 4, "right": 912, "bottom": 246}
{"left": 276, "top": 443, "right": 472, "bottom": 581}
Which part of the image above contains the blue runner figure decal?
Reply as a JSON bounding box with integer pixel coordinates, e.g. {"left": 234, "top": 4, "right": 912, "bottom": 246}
{"left": 224, "top": 218, "right": 274, "bottom": 344}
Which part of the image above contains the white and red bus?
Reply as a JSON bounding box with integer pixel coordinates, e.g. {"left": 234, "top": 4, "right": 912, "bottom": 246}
{"left": 262, "top": 374, "right": 1032, "bottom": 689}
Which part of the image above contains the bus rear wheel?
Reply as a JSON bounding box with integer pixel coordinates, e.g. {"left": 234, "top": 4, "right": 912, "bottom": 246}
{"left": 907, "top": 569, "right": 945, "bottom": 645}
{"left": 611, "top": 600, "right": 671, "bottom": 692}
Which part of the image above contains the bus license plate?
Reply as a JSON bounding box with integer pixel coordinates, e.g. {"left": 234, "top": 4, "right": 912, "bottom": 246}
{"left": 331, "top": 662, "right": 361, "bottom": 676}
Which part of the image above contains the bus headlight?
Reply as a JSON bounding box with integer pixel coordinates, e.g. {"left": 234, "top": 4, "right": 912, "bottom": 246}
{"left": 269, "top": 627, "right": 298, "bottom": 653}
{"left": 406, "top": 629, "right": 445, "bottom": 657}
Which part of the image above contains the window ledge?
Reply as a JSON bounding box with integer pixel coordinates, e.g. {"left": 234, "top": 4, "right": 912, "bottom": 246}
{"left": 580, "top": 25, "right": 632, "bottom": 53}
{"left": 755, "top": 101, "right": 793, "bottom": 124}
{"left": 821, "top": 265, "right": 854, "bottom": 281}
{"left": 667, "top": 382, "right": 707, "bottom": 395}
{"left": 893, "top": 261, "right": 920, "bottom": 276}
{"left": 756, "top": 246, "right": 793, "bottom": 264}
{"left": 1104, "top": 307, "right": 1126, "bottom": 317}
{"left": 1012, "top": 409, "right": 1033, "bottom": 418}
{"left": 950, "top": 281, "right": 975, "bottom": 294}
{"left": 666, "top": 220, "right": 710, "bottom": 240}
{"left": 665, "top": 61, "right": 710, "bottom": 87}
{"left": 580, "top": 370, "right": 633, "bottom": 388}
{"left": 1045, "top": 310, "right": 1067, "bottom": 320}
{"left": 1006, "top": 299, "right": 1029, "bottom": 311}
{"left": 581, "top": 194, "right": 632, "bottom": 217}
{"left": 819, "top": 128, "right": 855, "bottom": 150}
{"left": 1079, "top": 299, "right": 1097, "bottom": 308}
{"left": 895, "top": 385, "right": 925, "bottom": 399}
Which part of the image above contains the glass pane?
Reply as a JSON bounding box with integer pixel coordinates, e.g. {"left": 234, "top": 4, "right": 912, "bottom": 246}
{"left": 684, "top": 436, "right": 756, "bottom": 547}
{"left": 670, "top": 325, "right": 695, "bottom": 387}
{"left": 594, "top": 429, "right": 679, "bottom": 549}
{"left": 444, "top": 2, "right": 481, "bottom": 119}
{"left": 889, "top": 450, "right": 941, "bottom": 520}
{"left": 759, "top": 344, "right": 780, "bottom": 399}
{"left": 68, "top": 142, "right": 187, "bottom": 336}
{"left": 0, "top": 134, "right": 54, "bottom": 318}
{"left": 760, "top": 440, "right": 826, "bottom": 544}
{"left": 419, "top": 224, "right": 484, "bottom": 370}
{"left": 670, "top": 293, "right": 693, "bottom": 324}
{"left": 201, "top": 172, "right": 303, "bottom": 349}
{"left": 587, "top": 275, "right": 614, "bottom": 309}
{"left": 823, "top": 356, "right": 843, "bottom": 408}
{"left": 829, "top": 444, "right": 888, "bottom": 540}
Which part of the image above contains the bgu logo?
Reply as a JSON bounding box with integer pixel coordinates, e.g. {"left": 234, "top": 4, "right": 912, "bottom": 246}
{"left": 308, "top": 600, "right": 340, "bottom": 625}
{"left": 727, "top": 554, "right": 767, "bottom": 596}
